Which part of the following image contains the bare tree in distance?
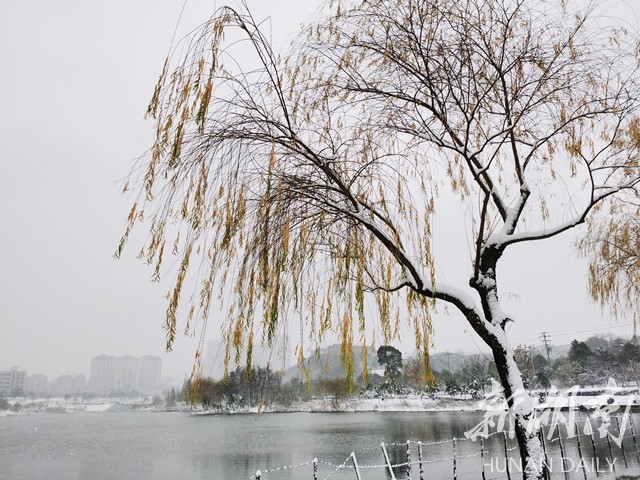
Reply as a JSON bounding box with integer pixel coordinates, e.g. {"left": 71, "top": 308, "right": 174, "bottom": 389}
{"left": 117, "top": 0, "right": 640, "bottom": 477}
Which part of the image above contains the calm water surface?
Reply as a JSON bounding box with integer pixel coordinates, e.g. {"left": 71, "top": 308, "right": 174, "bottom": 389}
{"left": 1, "top": 411, "right": 638, "bottom": 480}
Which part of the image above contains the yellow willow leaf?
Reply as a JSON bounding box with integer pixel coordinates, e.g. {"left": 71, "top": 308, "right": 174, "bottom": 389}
{"left": 152, "top": 240, "right": 166, "bottom": 282}
{"left": 126, "top": 202, "right": 137, "bottom": 224}
{"left": 146, "top": 57, "right": 169, "bottom": 119}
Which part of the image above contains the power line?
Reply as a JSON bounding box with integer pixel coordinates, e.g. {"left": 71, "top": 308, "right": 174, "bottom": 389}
{"left": 510, "top": 320, "right": 636, "bottom": 344}
{"left": 457, "top": 320, "right": 636, "bottom": 356}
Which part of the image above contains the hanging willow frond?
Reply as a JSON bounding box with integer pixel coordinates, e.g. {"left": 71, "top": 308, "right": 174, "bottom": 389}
{"left": 119, "top": 0, "right": 640, "bottom": 390}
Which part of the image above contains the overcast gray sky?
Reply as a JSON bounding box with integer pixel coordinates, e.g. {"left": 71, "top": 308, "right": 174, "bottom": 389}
{"left": 1, "top": 0, "right": 637, "bottom": 381}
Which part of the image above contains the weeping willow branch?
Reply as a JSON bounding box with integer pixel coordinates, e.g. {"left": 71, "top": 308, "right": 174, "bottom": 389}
{"left": 118, "top": 1, "right": 640, "bottom": 413}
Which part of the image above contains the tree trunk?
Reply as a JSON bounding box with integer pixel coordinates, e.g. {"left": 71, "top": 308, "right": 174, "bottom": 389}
{"left": 490, "top": 336, "right": 546, "bottom": 480}
{"left": 469, "top": 246, "right": 545, "bottom": 479}
{"left": 462, "top": 304, "right": 546, "bottom": 478}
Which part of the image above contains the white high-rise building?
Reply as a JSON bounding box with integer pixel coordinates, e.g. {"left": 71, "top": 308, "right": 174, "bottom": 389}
{"left": 137, "top": 356, "right": 162, "bottom": 394}
{"left": 49, "top": 375, "right": 86, "bottom": 396}
{"left": 24, "top": 374, "right": 48, "bottom": 395}
{"left": 114, "top": 356, "right": 138, "bottom": 392}
{"left": 89, "top": 355, "right": 162, "bottom": 395}
{"left": 89, "top": 355, "right": 117, "bottom": 395}
{"left": 0, "top": 367, "right": 26, "bottom": 396}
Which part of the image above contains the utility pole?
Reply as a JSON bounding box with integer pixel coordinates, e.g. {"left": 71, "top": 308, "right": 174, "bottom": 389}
{"left": 539, "top": 332, "right": 552, "bottom": 364}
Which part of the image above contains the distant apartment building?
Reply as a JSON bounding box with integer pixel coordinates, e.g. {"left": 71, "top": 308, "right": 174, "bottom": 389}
{"left": 136, "top": 356, "right": 163, "bottom": 394}
{"left": 49, "top": 375, "right": 86, "bottom": 396}
{"left": 24, "top": 374, "right": 48, "bottom": 395}
{"left": 0, "top": 367, "right": 26, "bottom": 396}
{"left": 89, "top": 355, "right": 162, "bottom": 395}
{"left": 90, "top": 355, "right": 116, "bottom": 395}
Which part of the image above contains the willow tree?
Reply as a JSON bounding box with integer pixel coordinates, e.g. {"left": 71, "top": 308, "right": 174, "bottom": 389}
{"left": 118, "top": 0, "right": 640, "bottom": 477}
{"left": 579, "top": 196, "right": 640, "bottom": 324}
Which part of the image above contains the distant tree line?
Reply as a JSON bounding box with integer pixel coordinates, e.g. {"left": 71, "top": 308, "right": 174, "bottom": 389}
{"left": 432, "top": 334, "right": 640, "bottom": 395}
{"left": 180, "top": 366, "right": 284, "bottom": 411}
{"left": 553, "top": 336, "right": 640, "bottom": 387}
{"left": 182, "top": 366, "right": 379, "bottom": 411}
{"left": 178, "top": 336, "right": 640, "bottom": 409}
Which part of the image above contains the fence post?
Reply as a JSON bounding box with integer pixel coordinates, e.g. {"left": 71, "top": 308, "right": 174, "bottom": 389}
{"left": 558, "top": 425, "right": 569, "bottom": 480}
{"left": 574, "top": 422, "right": 587, "bottom": 480}
{"left": 538, "top": 427, "right": 549, "bottom": 480}
{"left": 605, "top": 430, "right": 616, "bottom": 474}
{"left": 452, "top": 438, "right": 457, "bottom": 480}
{"left": 406, "top": 440, "right": 412, "bottom": 480}
{"left": 614, "top": 415, "right": 628, "bottom": 468}
{"left": 418, "top": 441, "right": 424, "bottom": 480}
{"left": 503, "top": 431, "right": 511, "bottom": 480}
{"left": 350, "top": 452, "right": 362, "bottom": 480}
{"left": 313, "top": 458, "right": 318, "bottom": 480}
{"left": 381, "top": 442, "right": 397, "bottom": 480}
{"left": 629, "top": 413, "right": 640, "bottom": 463}
{"left": 585, "top": 418, "right": 599, "bottom": 477}
{"left": 480, "top": 437, "right": 486, "bottom": 480}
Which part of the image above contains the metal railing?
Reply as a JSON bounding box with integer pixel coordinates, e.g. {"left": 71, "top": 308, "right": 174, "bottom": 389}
{"left": 249, "top": 413, "right": 640, "bottom": 480}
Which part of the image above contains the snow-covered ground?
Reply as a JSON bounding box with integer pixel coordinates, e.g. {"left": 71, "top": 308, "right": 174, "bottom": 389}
{"left": 478, "top": 384, "right": 640, "bottom": 412}
{"left": 0, "top": 396, "right": 158, "bottom": 416}
{"left": 2, "top": 386, "right": 638, "bottom": 416}
{"left": 345, "top": 395, "right": 478, "bottom": 412}
{"left": 190, "top": 396, "right": 486, "bottom": 415}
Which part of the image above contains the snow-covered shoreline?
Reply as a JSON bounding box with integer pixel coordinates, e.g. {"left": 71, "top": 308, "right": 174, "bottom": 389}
{"left": 0, "top": 395, "right": 482, "bottom": 416}
{"left": 190, "top": 396, "right": 482, "bottom": 415}
{"left": 2, "top": 386, "right": 638, "bottom": 417}
{"left": 0, "top": 396, "right": 159, "bottom": 416}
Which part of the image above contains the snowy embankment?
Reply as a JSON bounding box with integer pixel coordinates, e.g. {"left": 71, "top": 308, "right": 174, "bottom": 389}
{"left": 0, "top": 396, "right": 157, "bottom": 416}
{"left": 192, "top": 389, "right": 640, "bottom": 415}
{"left": 3, "top": 387, "right": 638, "bottom": 416}
{"left": 345, "top": 395, "right": 479, "bottom": 412}
{"left": 190, "top": 395, "right": 481, "bottom": 415}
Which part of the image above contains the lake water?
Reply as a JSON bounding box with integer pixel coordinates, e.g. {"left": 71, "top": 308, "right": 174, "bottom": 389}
{"left": 1, "top": 411, "right": 639, "bottom": 480}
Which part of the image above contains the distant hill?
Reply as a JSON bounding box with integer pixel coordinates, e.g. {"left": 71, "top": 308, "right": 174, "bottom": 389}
{"left": 427, "top": 351, "right": 469, "bottom": 372}
{"left": 283, "top": 345, "right": 506, "bottom": 380}
{"left": 428, "top": 344, "right": 570, "bottom": 371}
{"left": 283, "top": 345, "right": 471, "bottom": 380}
{"left": 211, "top": 340, "right": 582, "bottom": 382}
{"left": 283, "top": 344, "right": 383, "bottom": 381}
{"left": 547, "top": 343, "right": 570, "bottom": 360}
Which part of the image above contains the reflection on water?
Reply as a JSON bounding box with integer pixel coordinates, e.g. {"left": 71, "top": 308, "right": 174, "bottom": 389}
{"left": 0, "top": 411, "right": 639, "bottom": 480}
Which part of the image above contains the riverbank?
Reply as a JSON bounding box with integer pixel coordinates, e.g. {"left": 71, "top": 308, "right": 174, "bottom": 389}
{"left": 192, "top": 395, "right": 481, "bottom": 415}
{"left": 0, "top": 396, "right": 160, "bottom": 416}
{"left": 2, "top": 387, "right": 638, "bottom": 416}
{"left": 0, "top": 394, "right": 480, "bottom": 416}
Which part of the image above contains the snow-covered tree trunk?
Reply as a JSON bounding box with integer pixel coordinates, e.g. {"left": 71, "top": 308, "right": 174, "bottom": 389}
{"left": 468, "top": 244, "right": 544, "bottom": 480}
{"left": 463, "top": 309, "right": 545, "bottom": 479}
{"left": 490, "top": 337, "right": 545, "bottom": 479}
